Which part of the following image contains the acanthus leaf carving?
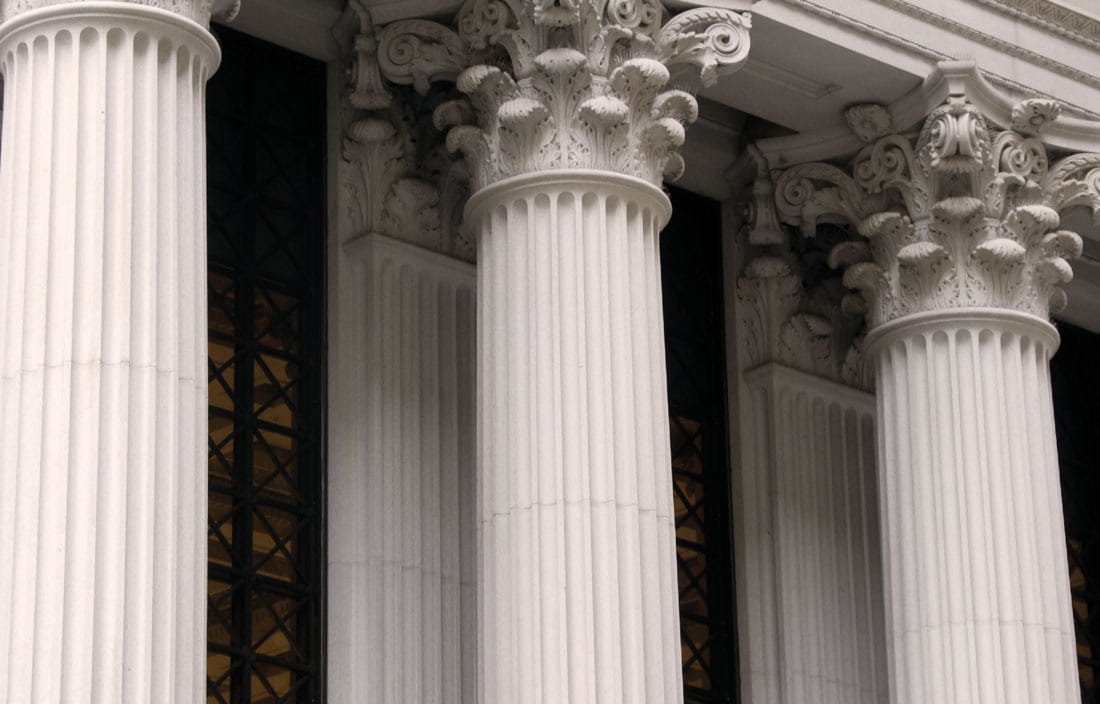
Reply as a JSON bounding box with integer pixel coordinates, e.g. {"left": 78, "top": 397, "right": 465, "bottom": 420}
{"left": 737, "top": 171, "right": 872, "bottom": 390}
{"left": 771, "top": 94, "right": 1094, "bottom": 329}
{"left": 340, "top": 3, "right": 475, "bottom": 262}
{"left": 374, "top": 0, "right": 752, "bottom": 189}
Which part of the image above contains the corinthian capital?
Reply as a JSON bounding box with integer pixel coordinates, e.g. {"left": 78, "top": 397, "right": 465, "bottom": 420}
{"left": 772, "top": 96, "right": 1098, "bottom": 329}
{"left": 375, "top": 0, "right": 752, "bottom": 189}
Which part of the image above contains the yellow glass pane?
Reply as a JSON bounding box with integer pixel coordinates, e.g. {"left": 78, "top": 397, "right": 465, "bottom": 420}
{"left": 206, "top": 651, "right": 232, "bottom": 704}
{"left": 253, "top": 430, "right": 299, "bottom": 501}
{"left": 252, "top": 505, "right": 299, "bottom": 581}
{"left": 255, "top": 288, "right": 300, "bottom": 353}
{"left": 209, "top": 339, "right": 236, "bottom": 412}
{"left": 251, "top": 663, "right": 296, "bottom": 703}
{"left": 254, "top": 354, "right": 298, "bottom": 428}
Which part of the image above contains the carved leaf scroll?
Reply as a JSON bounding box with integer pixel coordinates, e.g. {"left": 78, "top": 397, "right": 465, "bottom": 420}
{"left": 374, "top": 0, "right": 753, "bottom": 189}
{"left": 769, "top": 96, "right": 1095, "bottom": 328}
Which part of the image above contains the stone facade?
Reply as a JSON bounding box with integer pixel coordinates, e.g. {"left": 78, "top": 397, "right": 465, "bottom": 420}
{"left": 2, "top": 1, "right": 1099, "bottom": 703}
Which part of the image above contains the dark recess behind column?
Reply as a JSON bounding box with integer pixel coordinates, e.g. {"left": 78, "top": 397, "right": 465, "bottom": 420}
{"left": 1052, "top": 322, "right": 1100, "bottom": 704}
{"left": 205, "top": 26, "right": 328, "bottom": 704}
{"left": 661, "top": 186, "right": 739, "bottom": 704}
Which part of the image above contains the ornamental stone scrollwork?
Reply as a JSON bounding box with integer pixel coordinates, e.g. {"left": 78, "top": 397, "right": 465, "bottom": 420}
{"left": 844, "top": 103, "right": 892, "bottom": 143}
{"left": 737, "top": 253, "right": 873, "bottom": 391}
{"left": 1010, "top": 97, "right": 1061, "bottom": 136}
{"left": 774, "top": 95, "right": 1098, "bottom": 329}
{"left": 1, "top": 0, "right": 240, "bottom": 25}
{"left": 375, "top": 0, "right": 752, "bottom": 190}
{"left": 340, "top": 1, "right": 474, "bottom": 261}
{"left": 737, "top": 159, "right": 872, "bottom": 390}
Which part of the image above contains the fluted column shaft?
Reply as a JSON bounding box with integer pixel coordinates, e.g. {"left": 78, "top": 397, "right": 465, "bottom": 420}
{"left": 0, "top": 4, "right": 218, "bottom": 702}
{"left": 467, "top": 171, "right": 681, "bottom": 704}
{"left": 329, "top": 233, "right": 477, "bottom": 704}
{"left": 740, "top": 365, "right": 886, "bottom": 704}
{"left": 869, "top": 310, "right": 1078, "bottom": 704}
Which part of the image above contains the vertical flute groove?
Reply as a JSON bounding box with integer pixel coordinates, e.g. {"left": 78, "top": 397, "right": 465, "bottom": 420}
{"left": 0, "top": 10, "right": 216, "bottom": 703}
{"left": 870, "top": 313, "right": 1078, "bottom": 704}
{"left": 740, "top": 364, "right": 887, "bottom": 704}
{"left": 468, "top": 175, "right": 680, "bottom": 704}
{"left": 331, "top": 235, "right": 476, "bottom": 703}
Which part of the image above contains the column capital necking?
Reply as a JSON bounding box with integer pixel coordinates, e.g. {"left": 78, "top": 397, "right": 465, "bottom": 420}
{"left": 1, "top": 0, "right": 239, "bottom": 27}
{"left": 374, "top": 0, "right": 752, "bottom": 190}
{"left": 769, "top": 95, "right": 1100, "bottom": 329}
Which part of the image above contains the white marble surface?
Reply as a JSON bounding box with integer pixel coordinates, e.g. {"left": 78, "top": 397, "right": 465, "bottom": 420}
{"left": 0, "top": 3, "right": 217, "bottom": 702}
{"left": 467, "top": 171, "right": 683, "bottom": 703}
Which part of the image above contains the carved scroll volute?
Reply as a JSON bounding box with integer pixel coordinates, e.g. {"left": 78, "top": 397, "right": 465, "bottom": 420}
{"left": 774, "top": 161, "right": 872, "bottom": 239}
{"left": 657, "top": 7, "right": 751, "bottom": 86}
{"left": 339, "top": 1, "right": 475, "bottom": 261}
{"left": 770, "top": 96, "right": 1093, "bottom": 329}
{"left": 373, "top": 0, "right": 753, "bottom": 189}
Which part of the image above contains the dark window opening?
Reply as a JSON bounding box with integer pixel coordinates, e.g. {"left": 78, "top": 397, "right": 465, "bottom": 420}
{"left": 1052, "top": 322, "right": 1100, "bottom": 703}
{"left": 206, "top": 28, "right": 327, "bottom": 704}
{"left": 662, "top": 187, "right": 739, "bottom": 703}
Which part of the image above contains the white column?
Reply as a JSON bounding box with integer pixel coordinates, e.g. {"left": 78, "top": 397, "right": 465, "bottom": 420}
{"left": 739, "top": 365, "right": 886, "bottom": 704}
{"left": 869, "top": 311, "right": 1076, "bottom": 704}
{"left": 375, "top": 5, "right": 753, "bottom": 701}
{"left": 467, "top": 172, "right": 679, "bottom": 703}
{"left": 0, "top": 3, "right": 218, "bottom": 702}
{"left": 328, "top": 233, "right": 477, "bottom": 704}
{"left": 772, "top": 96, "right": 1093, "bottom": 703}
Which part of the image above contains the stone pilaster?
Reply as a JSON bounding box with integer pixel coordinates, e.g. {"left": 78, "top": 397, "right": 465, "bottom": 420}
{"left": 738, "top": 364, "right": 885, "bottom": 704}
{"left": 328, "top": 232, "right": 478, "bottom": 704}
{"left": 731, "top": 160, "right": 886, "bottom": 703}
{"left": 772, "top": 93, "right": 1097, "bottom": 703}
{"left": 373, "top": 2, "right": 753, "bottom": 701}
{"left": 0, "top": 3, "right": 221, "bottom": 702}
{"left": 329, "top": 9, "right": 479, "bottom": 702}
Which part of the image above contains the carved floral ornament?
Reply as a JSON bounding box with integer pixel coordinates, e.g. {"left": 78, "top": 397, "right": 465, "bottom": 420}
{"left": 340, "top": 1, "right": 475, "bottom": 260}
{"left": 375, "top": 0, "right": 752, "bottom": 190}
{"left": 734, "top": 145, "right": 872, "bottom": 388}
{"left": 772, "top": 96, "right": 1100, "bottom": 329}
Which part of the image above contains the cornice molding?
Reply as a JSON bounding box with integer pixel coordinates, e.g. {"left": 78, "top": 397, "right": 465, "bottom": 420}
{"left": 868, "top": 0, "right": 1100, "bottom": 90}
{"left": 374, "top": 0, "right": 753, "bottom": 190}
{"left": 771, "top": 0, "right": 1100, "bottom": 121}
{"left": 756, "top": 61, "right": 1100, "bottom": 170}
{"left": 970, "top": 0, "right": 1100, "bottom": 51}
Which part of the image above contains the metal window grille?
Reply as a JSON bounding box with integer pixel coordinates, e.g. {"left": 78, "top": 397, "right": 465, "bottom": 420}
{"left": 205, "top": 27, "right": 327, "bottom": 704}
{"left": 1052, "top": 323, "right": 1100, "bottom": 703}
{"left": 662, "top": 187, "right": 739, "bottom": 703}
